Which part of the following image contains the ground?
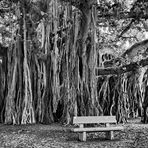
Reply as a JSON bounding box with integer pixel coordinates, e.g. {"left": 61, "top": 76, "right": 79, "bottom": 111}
{"left": 0, "top": 118, "right": 148, "bottom": 148}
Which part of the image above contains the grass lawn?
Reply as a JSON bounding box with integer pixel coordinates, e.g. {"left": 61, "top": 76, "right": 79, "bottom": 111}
{"left": 0, "top": 118, "right": 148, "bottom": 148}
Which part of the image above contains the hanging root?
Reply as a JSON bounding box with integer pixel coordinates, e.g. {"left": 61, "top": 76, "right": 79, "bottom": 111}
{"left": 5, "top": 57, "right": 17, "bottom": 124}
{"left": 21, "top": 8, "right": 35, "bottom": 124}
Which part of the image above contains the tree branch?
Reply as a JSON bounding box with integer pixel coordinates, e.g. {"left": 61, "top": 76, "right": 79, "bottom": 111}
{"left": 60, "top": 0, "right": 97, "bottom": 10}
{"left": 118, "top": 19, "right": 135, "bottom": 38}
{"left": 96, "top": 57, "right": 148, "bottom": 76}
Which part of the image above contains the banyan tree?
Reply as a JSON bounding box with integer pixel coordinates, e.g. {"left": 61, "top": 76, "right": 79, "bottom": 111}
{"left": 0, "top": 0, "right": 148, "bottom": 124}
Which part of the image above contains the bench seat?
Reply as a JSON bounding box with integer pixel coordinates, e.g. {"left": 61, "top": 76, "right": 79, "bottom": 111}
{"left": 72, "top": 126, "right": 124, "bottom": 132}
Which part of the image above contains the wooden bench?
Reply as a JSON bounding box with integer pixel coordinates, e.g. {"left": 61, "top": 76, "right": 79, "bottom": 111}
{"left": 71, "top": 116, "right": 124, "bottom": 141}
